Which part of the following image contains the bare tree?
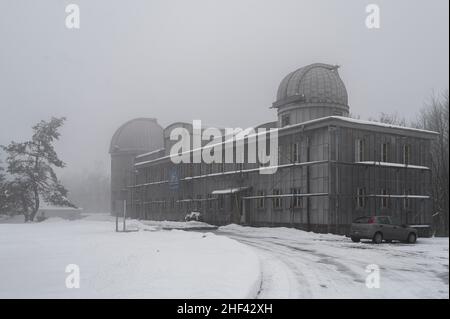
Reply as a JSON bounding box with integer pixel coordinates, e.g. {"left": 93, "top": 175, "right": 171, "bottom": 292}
{"left": 370, "top": 112, "right": 407, "bottom": 126}
{"left": 412, "top": 91, "right": 449, "bottom": 236}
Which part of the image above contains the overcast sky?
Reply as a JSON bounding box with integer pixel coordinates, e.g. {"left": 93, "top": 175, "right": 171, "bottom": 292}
{"left": 0, "top": 0, "right": 448, "bottom": 175}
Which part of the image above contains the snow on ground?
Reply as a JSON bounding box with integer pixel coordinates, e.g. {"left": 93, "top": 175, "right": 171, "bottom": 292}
{"left": 217, "top": 225, "right": 449, "bottom": 299}
{"left": 0, "top": 218, "right": 260, "bottom": 298}
{"left": 140, "top": 219, "right": 217, "bottom": 230}
{"left": 1, "top": 214, "right": 447, "bottom": 299}
{"left": 81, "top": 213, "right": 216, "bottom": 230}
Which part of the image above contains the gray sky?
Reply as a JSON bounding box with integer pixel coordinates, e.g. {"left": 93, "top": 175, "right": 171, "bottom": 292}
{"left": 0, "top": 0, "right": 448, "bottom": 175}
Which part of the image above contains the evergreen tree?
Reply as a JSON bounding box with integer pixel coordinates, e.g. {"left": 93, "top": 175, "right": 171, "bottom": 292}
{"left": 1, "top": 117, "right": 75, "bottom": 221}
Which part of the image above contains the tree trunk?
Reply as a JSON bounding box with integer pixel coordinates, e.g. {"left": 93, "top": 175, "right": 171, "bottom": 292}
{"left": 29, "top": 187, "right": 39, "bottom": 222}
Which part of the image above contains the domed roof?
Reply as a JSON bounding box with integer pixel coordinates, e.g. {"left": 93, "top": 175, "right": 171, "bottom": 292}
{"left": 109, "top": 118, "right": 164, "bottom": 154}
{"left": 273, "top": 63, "right": 348, "bottom": 108}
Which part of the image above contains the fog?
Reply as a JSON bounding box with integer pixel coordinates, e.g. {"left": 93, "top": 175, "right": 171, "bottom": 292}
{"left": 0, "top": 0, "right": 448, "bottom": 176}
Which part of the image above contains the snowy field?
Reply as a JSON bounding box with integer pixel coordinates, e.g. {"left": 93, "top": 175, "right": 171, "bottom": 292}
{"left": 217, "top": 225, "right": 449, "bottom": 299}
{"left": 0, "top": 215, "right": 448, "bottom": 299}
{"left": 0, "top": 217, "right": 260, "bottom": 298}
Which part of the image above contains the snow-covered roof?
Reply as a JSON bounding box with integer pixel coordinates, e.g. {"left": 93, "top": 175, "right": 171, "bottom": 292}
{"left": 281, "top": 116, "right": 438, "bottom": 135}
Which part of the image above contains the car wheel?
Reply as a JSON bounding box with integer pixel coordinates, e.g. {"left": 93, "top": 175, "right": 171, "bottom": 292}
{"left": 407, "top": 233, "right": 417, "bottom": 244}
{"left": 351, "top": 236, "right": 360, "bottom": 243}
{"left": 372, "top": 232, "right": 383, "bottom": 244}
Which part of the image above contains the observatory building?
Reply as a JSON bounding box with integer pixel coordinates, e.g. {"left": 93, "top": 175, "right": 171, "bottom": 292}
{"left": 110, "top": 63, "right": 437, "bottom": 234}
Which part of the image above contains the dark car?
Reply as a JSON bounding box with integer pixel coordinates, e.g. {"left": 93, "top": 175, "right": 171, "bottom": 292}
{"left": 349, "top": 216, "right": 418, "bottom": 244}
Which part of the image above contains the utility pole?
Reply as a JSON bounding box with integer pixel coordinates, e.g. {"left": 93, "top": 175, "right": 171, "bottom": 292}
{"left": 123, "top": 199, "right": 126, "bottom": 232}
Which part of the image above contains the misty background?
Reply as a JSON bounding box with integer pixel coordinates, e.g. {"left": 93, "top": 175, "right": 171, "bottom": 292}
{"left": 0, "top": 0, "right": 448, "bottom": 212}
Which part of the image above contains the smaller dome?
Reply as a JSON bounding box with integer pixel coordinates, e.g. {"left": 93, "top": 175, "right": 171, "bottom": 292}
{"left": 109, "top": 118, "right": 164, "bottom": 154}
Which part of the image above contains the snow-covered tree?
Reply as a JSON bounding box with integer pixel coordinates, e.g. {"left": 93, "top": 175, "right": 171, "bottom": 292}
{"left": 1, "top": 117, "right": 75, "bottom": 221}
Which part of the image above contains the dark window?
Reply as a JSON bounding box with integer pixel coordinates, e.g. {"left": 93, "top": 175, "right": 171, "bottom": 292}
{"left": 404, "top": 189, "right": 411, "bottom": 209}
{"left": 355, "top": 139, "right": 364, "bottom": 162}
{"left": 403, "top": 144, "right": 411, "bottom": 165}
{"left": 381, "top": 189, "right": 388, "bottom": 208}
{"left": 291, "top": 188, "right": 302, "bottom": 208}
{"left": 281, "top": 114, "right": 290, "bottom": 127}
{"left": 257, "top": 190, "right": 265, "bottom": 209}
{"left": 208, "top": 194, "right": 213, "bottom": 209}
{"left": 381, "top": 143, "right": 389, "bottom": 162}
{"left": 292, "top": 143, "right": 299, "bottom": 162}
{"left": 196, "top": 195, "right": 202, "bottom": 210}
{"left": 377, "top": 217, "right": 391, "bottom": 225}
{"left": 273, "top": 189, "right": 282, "bottom": 209}
{"left": 357, "top": 187, "right": 366, "bottom": 208}
{"left": 218, "top": 195, "right": 224, "bottom": 210}
{"left": 353, "top": 217, "right": 370, "bottom": 224}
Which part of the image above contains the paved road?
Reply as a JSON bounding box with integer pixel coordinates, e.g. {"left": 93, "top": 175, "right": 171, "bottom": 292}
{"left": 215, "top": 226, "right": 449, "bottom": 299}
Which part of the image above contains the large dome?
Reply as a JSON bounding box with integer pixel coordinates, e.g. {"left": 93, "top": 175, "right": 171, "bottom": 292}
{"left": 109, "top": 118, "right": 164, "bottom": 154}
{"left": 274, "top": 63, "right": 348, "bottom": 108}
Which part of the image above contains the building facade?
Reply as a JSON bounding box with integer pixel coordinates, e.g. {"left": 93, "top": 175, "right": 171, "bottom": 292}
{"left": 110, "top": 63, "right": 437, "bottom": 235}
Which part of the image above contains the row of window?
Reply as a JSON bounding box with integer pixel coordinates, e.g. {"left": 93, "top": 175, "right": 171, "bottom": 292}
{"left": 138, "top": 188, "right": 305, "bottom": 212}
{"left": 138, "top": 186, "right": 415, "bottom": 212}
{"left": 256, "top": 188, "right": 303, "bottom": 209}
{"left": 355, "top": 139, "right": 412, "bottom": 164}
{"left": 356, "top": 187, "right": 413, "bottom": 209}
{"left": 139, "top": 138, "right": 415, "bottom": 185}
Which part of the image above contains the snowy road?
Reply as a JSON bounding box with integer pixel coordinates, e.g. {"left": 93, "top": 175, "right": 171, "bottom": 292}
{"left": 216, "top": 225, "right": 449, "bottom": 299}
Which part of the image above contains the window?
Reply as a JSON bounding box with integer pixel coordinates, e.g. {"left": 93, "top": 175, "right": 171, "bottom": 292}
{"left": 353, "top": 216, "right": 370, "bottom": 224}
{"left": 273, "top": 189, "right": 282, "bottom": 209}
{"left": 257, "top": 190, "right": 265, "bottom": 209}
{"left": 355, "top": 139, "right": 364, "bottom": 162}
{"left": 404, "top": 189, "right": 411, "bottom": 209}
{"left": 381, "top": 189, "right": 388, "bottom": 208}
{"left": 377, "top": 216, "right": 391, "bottom": 225}
{"left": 291, "top": 188, "right": 302, "bottom": 208}
{"left": 357, "top": 187, "right": 366, "bottom": 208}
{"left": 207, "top": 194, "right": 213, "bottom": 209}
{"left": 281, "top": 114, "right": 290, "bottom": 127}
{"left": 292, "top": 143, "right": 299, "bottom": 162}
{"left": 381, "top": 143, "right": 389, "bottom": 162}
{"left": 196, "top": 195, "right": 202, "bottom": 210}
{"left": 218, "top": 195, "right": 224, "bottom": 210}
{"left": 278, "top": 146, "right": 282, "bottom": 164}
{"left": 403, "top": 144, "right": 411, "bottom": 165}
